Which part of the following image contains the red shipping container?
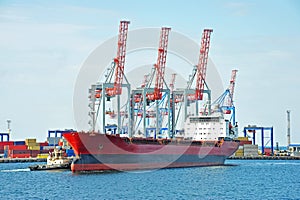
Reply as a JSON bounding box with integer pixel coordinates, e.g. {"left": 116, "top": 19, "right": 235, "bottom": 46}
{"left": 239, "top": 141, "right": 252, "bottom": 146}
{"left": 11, "top": 154, "right": 31, "bottom": 158}
{"left": 264, "top": 148, "right": 272, "bottom": 156}
{"left": 8, "top": 145, "right": 28, "bottom": 150}
{"left": 30, "top": 150, "right": 41, "bottom": 157}
{"left": 4, "top": 145, "right": 14, "bottom": 150}
{"left": 0, "top": 141, "right": 14, "bottom": 146}
{"left": 39, "top": 142, "right": 49, "bottom": 147}
{"left": 9, "top": 149, "right": 31, "bottom": 155}
{"left": 40, "top": 149, "right": 51, "bottom": 154}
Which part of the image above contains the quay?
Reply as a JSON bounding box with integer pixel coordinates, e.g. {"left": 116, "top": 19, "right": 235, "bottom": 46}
{"left": 229, "top": 156, "right": 300, "bottom": 160}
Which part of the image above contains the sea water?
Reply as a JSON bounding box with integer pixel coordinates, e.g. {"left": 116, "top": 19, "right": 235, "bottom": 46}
{"left": 0, "top": 160, "right": 299, "bottom": 199}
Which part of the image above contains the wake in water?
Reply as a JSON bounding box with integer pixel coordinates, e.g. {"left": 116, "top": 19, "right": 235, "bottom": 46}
{"left": 0, "top": 168, "right": 30, "bottom": 172}
{"left": 271, "top": 162, "right": 300, "bottom": 165}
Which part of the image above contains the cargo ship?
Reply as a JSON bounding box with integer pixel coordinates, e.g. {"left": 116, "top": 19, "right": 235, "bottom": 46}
{"left": 64, "top": 114, "right": 239, "bottom": 172}
{"left": 65, "top": 21, "right": 239, "bottom": 172}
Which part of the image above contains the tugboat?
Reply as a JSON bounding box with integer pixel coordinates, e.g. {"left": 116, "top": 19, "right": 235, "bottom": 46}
{"left": 29, "top": 148, "right": 73, "bottom": 171}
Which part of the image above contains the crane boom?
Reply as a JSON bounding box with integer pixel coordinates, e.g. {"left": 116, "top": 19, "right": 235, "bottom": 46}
{"left": 153, "top": 27, "right": 171, "bottom": 100}
{"left": 106, "top": 20, "right": 130, "bottom": 96}
{"left": 226, "top": 69, "right": 238, "bottom": 107}
{"left": 195, "top": 29, "right": 213, "bottom": 100}
{"left": 146, "top": 27, "right": 171, "bottom": 100}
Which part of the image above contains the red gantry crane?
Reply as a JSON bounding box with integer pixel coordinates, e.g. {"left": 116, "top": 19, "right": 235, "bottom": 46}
{"left": 90, "top": 21, "right": 130, "bottom": 134}
{"left": 226, "top": 69, "right": 238, "bottom": 108}
{"left": 106, "top": 20, "right": 130, "bottom": 97}
{"left": 194, "top": 29, "right": 213, "bottom": 100}
{"left": 147, "top": 27, "right": 171, "bottom": 100}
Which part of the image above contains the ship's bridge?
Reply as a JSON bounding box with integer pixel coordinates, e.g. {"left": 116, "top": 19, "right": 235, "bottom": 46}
{"left": 184, "top": 114, "right": 229, "bottom": 141}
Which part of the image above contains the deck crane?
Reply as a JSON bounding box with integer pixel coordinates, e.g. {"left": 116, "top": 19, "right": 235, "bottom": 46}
{"left": 147, "top": 27, "right": 171, "bottom": 100}
{"left": 106, "top": 21, "right": 130, "bottom": 97}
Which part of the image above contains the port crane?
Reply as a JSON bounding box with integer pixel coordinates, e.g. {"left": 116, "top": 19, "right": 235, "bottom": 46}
{"left": 88, "top": 21, "right": 131, "bottom": 135}
{"left": 171, "top": 29, "right": 213, "bottom": 135}
{"left": 212, "top": 69, "right": 238, "bottom": 124}
{"left": 146, "top": 27, "right": 171, "bottom": 101}
{"left": 194, "top": 29, "right": 213, "bottom": 101}
{"left": 131, "top": 27, "right": 172, "bottom": 138}
{"left": 87, "top": 23, "right": 216, "bottom": 140}
{"left": 105, "top": 21, "right": 130, "bottom": 97}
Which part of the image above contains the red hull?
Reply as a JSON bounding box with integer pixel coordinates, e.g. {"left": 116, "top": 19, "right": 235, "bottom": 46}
{"left": 63, "top": 132, "right": 239, "bottom": 172}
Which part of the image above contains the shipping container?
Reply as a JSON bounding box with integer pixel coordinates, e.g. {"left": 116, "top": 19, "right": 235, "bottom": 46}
{"left": 239, "top": 140, "right": 252, "bottom": 146}
{"left": 41, "top": 146, "right": 56, "bottom": 150}
{"left": 38, "top": 142, "right": 49, "bottom": 147}
{"left": 8, "top": 145, "right": 28, "bottom": 150}
{"left": 40, "top": 149, "right": 50, "bottom": 154}
{"left": 9, "top": 149, "right": 31, "bottom": 154}
{"left": 28, "top": 146, "right": 40, "bottom": 150}
{"left": 243, "top": 144, "right": 259, "bottom": 156}
{"left": 10, "top": 154, "right": 31, "bottom": 158}
{"left": 37, "top": 154, "right": 49, "bottom": 159}
{"left": 14, "top": 141, "right": 26, "bottom": 146}
{"left": 25, "top": 138, "right": 36, "bottom": 143}
{"left": 237, "top": 137, "right": 250, "bottom": 141}
{"left": 235, "top": 153, "right": 244, "bottom": 157}
{"left": 0, "top": 141, "right": 14, "bottom": 146}
{"left": 264, "top": 148, "right": 272, "bottom": 156}
{"left": 30, "top": 150, "right": 41, "bottom": 157}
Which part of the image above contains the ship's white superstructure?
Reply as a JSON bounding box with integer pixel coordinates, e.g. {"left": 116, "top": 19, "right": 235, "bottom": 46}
{"left": 184, "top": 112, "right": 238, "bottom": 140}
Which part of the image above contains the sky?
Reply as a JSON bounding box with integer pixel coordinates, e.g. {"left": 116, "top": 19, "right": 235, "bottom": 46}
{"left": 0, "top": 0, "right": 300, "bottom": 146}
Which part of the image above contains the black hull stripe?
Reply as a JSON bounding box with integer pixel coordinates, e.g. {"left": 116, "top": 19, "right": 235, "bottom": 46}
{"left": 74, "top": 154, "right": 226, "bottom": 165}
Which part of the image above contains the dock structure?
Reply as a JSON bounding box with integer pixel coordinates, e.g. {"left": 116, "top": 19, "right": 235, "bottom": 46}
{"left": 229, "top": 156, "right": 300, "bottom": 160}
{"left": 244, "top": 126, "right": 274, "bottom": 155}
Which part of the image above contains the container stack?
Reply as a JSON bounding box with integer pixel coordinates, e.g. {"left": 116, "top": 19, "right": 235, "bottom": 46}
{"left": 234, "top": 146, "right": 244, "bottom": 157}
{"left": 0, "top": 130, "right": 76, "bottom": 159}
{"left": 26, "top": 138, "right": 40, "bottom": 150}
{"left": 0, "top": 141, "right": 14, "bottom": 155}
{"left": 243, "top": 144, "right": 259, "bottom": 157}
{"left": 234, "top": 137, "right": 254, "bottom": 157}
{"left": 237, "top": 137, "right": 252, "bottom": 145}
